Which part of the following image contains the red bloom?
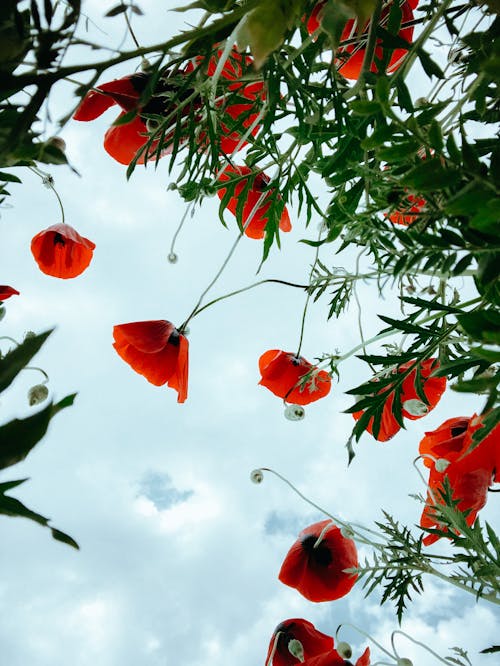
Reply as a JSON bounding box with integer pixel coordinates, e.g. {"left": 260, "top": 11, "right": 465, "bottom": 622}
{"left": 259, "top": 350, "right": 331, "bottom": 405}
{"left": 306, "top": 1, "right": 414, "bottom": 81}
{"left": 217, "top": 165, "right": 291, "bottom": 239}
{"left": 352, "top": 358, "right": 446, "bottom": 441}
{"left": 31, "top": 223, "right": 95, "bottom": 279}
{"left": 74, "top": 71, "right": 194, "bottom": 165}
{"left": 278, "top": 520, "right": 358, "bottom": 602}
{"left": 388, "top": 192, "right": 426, "bottom": 226}
{"left": 0, "top": 285, "right": 20, "bottom": 301}
{"left": 266, "top": 619, "right": 334, "bottom": 666}
{"left": 195, "top": 47, "right": 266, "bottom": 154}
{"left": 113, "top": 320, "right": 188, "bottom": 403}
{"left": 419, "top": 415, "right": 499, "bottom": 545}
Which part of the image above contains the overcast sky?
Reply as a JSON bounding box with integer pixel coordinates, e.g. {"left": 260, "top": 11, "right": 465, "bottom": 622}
{"left": 0, "top": 2, "right": 498, "bottom": 665}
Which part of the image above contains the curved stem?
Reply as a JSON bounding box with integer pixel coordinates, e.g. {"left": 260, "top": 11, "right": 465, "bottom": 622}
{"left": 123, "top": 3, "right": 141, "bottom": 49}
{"left": 337, "top": 622, "right": 395, "bottom": 661}
{"left": 23, "top": 366, "right": 49, "bottom": 383}
{"left": 391, "top": 630, "right": 451, "bottom": 665}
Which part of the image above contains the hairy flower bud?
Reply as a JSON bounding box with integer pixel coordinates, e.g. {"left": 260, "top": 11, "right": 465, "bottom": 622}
{"left": 402, "top": 399, "right": 429, "bottom": 417}
{"left": 435, "top": 458, "right": 450, "bottom": 473}
{"left": 284, "top": 404, "right": 305, "bottom": 421}
{"left": 28, "top": 384, "right": 49, "bottom": 406}
{"left": 288, "top": 639, "right": 304, "bottom": 661}
{"left": 168, "top": 252, "right": 178, "bottom": 264}
{"left": 397, "top": 659, "right": 413, "bottom": 666}
{"left": 337, "top": 641, "right": 352, "bottom": 659}
{"left": 250, "top": 469, "right": 264, "bottom": 484}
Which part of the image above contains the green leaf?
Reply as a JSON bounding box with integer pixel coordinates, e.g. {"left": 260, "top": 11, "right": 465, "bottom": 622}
{"left": 401, "top": 158, "right": 459, "bottom": 191}
{"left": 417, "top": 48, "right": 445, "bottom": 79}
{"left": 457, "top": 310, "right": 500, "bottom": 344}
{"left": 0, "top": 170, "right": 21, "bottom": 183}
{"left": 105, "top": 5, "right": 128, "bottom": 17}
{"left": 0, "top": 478, "right": 79, "bottom": 549}
{"left": 0, "top": 329, "right": 52, "bottom": 394}
{"left": 0, "top": 394, "right": 76, "bottom": 470}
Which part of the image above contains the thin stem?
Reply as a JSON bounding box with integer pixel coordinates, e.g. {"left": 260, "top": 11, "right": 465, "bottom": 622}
{"left": 296, "top": 227, "right": 322, "bottom": 357}
{"left": 346, "top": 0, "right": 383, "bottom": 99}
{"left": 24, "top": 366, "right": 49, "bottom": 383}
{"left": 123, "top": 3, "right": 141, "bottom": 49}
{"left": 29, "top": 166, "right": 66, "bottom": 224}
{"left": 191, "top": 279, "right": 307, "bottom": 319}
{"left": 337, "top": 623, "right": 395, "bottom": 661}
{"left": 0, "top": 336, "right": 20, "bottom": 347}
{"left": 392, "top": 630, "right": 451, "bottom": 665}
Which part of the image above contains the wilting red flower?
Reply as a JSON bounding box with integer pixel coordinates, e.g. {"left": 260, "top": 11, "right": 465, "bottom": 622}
{"left": 419, "top": 415, "right": 499, "bottom": 545}
{"left": 259, "top": 350, "right": 331, "bottom": 405}
{"left": 0, "top": 285, "right": 20, "bottom": 301}
{"left": 31, "top": 223, "right": 95, "bottom": 279}
{"left": 306, "top": 1, "right": 414, "bottom": 81}
{"left": 195, "top": 47, "right": 266, "bottom": 154}
{"left": 113, "top": 320, "right": 188, "bottom": 403}
{"left": 352, "top": 358, "right": 446, "bottom": 441}
{"left": 217, "top": 165, "right": 291, "bottom": 239}
{"left": 279, "top": 520, "right": 358, "bottom": 602}
{"left": 389, "top": 192, "right": 426, "bottom": 226}
{"left": 266, "top": 619, "right": 334, "bottom": 666}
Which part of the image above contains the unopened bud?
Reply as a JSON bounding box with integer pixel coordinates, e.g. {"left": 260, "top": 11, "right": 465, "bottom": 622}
{"left": 168, "top": 252, "right": 178, "bottom": 264}
{"left": 24, "top": 331, "right": 36, "bottom": 340}
{"left": 397, "top": 659, "right": 413, "bottom": 666}
{"left": 435, "top": 458, "right": 450, "bottom": 473}
{"left": 284, "top": 404, "right": 305, "bottom": 421}
{"left": 48, "top": 136, "right": 66, "bottom": 152}
{"left": 288, "top": 639, "right": 304, "bottom": 661}
{"left": 403, "top": 399, "right": 429, "bottom": 417}
{"left": 250, "top": 469, "right": 264, "bottom": 484}
{"left": 337, "top": 641, "right": 352, "bottom": 659}
{"left": 28, "top": 384, "right": 49, "bottom": 406}
{"left": 141, "top": 57, "right": 151, "bottom": 71}
{"left": 340, "top": 525, "right": 355, "bottom": 539}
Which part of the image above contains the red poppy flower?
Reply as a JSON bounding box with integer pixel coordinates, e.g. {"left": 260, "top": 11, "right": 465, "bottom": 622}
{"left": 259, "top": 350, "right": 331, "bottom": 405}
{"left": 112, "top": 320, "right": 188, "bottom": 403}
{"left": 266, "top": 618, "right": 334, "bottom": 666}
{"left": 352, "top": 358, "right": 446, "bottom": 441}
{"left": 388, "top": 192, "right": 426, "bottom": 226}
{"left": 0, "top": 285, "right": 20, "bottom": 301}
{"left": 306, "top": 1, "right": 414, "bottom": 81}
{"left": 74, "top": 70, "right": 195, "bottom": 165}
{"left": 31, "top": 223, "right": 95, "bottom": 279}
{"left": 278, "top": 520, "right": 358, "bottom": 602}
{"left": 217, "top": 165, "right": 291, "bottom": 239}
{"left": 419, "top": 415, "right": 499, "bottom": 545}
{"left": 195, "top": 47, "right": 266, "bottom": 154}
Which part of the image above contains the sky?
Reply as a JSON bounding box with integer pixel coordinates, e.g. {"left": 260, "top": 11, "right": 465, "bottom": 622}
{"left": 0, "top": 2, "right": 498, "bottom": 665}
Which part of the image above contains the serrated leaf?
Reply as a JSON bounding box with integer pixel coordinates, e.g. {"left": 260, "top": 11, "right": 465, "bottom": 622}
{"left": 0, "top": 329, "right": 52, "bottom": 394}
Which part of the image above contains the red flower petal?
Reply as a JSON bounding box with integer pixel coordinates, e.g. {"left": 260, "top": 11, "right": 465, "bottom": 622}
{"left": 279, "top": 520, "right": 358, "bottom": 602}
{"left": 73, "top": 75, "right": 141, "bottom": 121}
{"left": 266, "top": 618, "right": 334, "bottom": 666}
{"left": 356, "top": 647, "right": 371, "bottom": 666}
{"left": 112, "top": 320, "right": 189, "bottom": 402}
{"left": 259, "top": 350, "right": 331, "bottom": 405}
{"left": 303, "top": 653, "right": 345, "bottom": 666}
{"left": 0, "top": 285, "right": 20, "bottom": 301}
{"left": 31, "top": 223, "right": 95, "bottom": 279}
{"left": 218, "top": 166, "right": 292, "bottom": 239}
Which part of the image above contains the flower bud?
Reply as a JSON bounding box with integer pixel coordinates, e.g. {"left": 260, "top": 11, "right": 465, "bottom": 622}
{"left": 284, "top": 404, "right": 305, "bottom": 421}
{"left": 28, "top": 384, "right": 49, "bottom": 406}
{"left": 435, "top": 458, "right": 450, "bottom": 473}
{"left": 168, "top": 252, "right": 178, "bottom": 264}
{"left": 340, "top": 525, "right": 355, "bottom": 539}
{"left": 397, "top": 659, "right": 413, "bottom": 666}
{"left": 402, "top": 399, "right": 428, "bottom": 417}
{"left": 250, "top": 469, "right": 264, "bottom": 484}
{"left": 47, "top": 136, "right": 66, "bottom": 153}
{"left": 24, "top": 330, "right": 36, "bottom": 340}
{"left": 337, "top": 641, "right": 352, "bottom": 659}
{"left": 288, "top": 639, "right": 304, "bottom": 661}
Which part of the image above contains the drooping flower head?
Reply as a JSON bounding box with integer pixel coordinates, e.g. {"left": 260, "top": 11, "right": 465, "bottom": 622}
{"left": 259, "top": 350, "right": 331, "bottom": 405}
{"left": 306, "top": 1, "right": 414, "bottom": 81}
{"left": 74, "top": 69, "right": 195, "bottom": 165}
{"left": 266, "top": 618, "right": 334, "bottom": 666}
{"left": 217, "top": 165, "right": 291, "bottom": 239}
{"left": 0, "top": 285, "right": 20, "bottom": 301}
{"left": 279, "top": 520, "right": 358, "bottom": 602}
{"left": 419, "top": 415, "right": 499, "bottom": 545}
{"left": 113, "top": 320, "right": 188, "bottom": 403}
{"left": 31, "top": 223, "right": 95, "bottom": 279}
{"left": 388, "top": 192, "right": 426, "bottom": 226}
{"left": 352, "top": 358, "right": 446, "bottom": 441}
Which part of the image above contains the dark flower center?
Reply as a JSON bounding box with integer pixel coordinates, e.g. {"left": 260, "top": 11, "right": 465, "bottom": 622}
{"left": 53, "top": 233, "right": 66, "bottom": 246}
{"left": 301, "top": 534, "right": 333, "bottom": 567}
{"left": 168, "top": 329, "right": 180, "bottom": 346}
{"left": 451, "top": 425, "right": 467, "bottom": 437}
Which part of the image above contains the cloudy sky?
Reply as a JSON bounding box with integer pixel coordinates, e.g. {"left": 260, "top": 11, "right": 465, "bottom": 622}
{"left": 0, "top": 2, "right": 498, "bottom": 665}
